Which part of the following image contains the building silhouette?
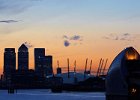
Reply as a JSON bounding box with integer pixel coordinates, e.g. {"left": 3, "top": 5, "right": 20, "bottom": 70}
{"left": 34, "top": 48, "right": 45, "bottom": 74}
{"left": 4, "top": 48, "right": 16, "bottom": 78}
{"left": 34, "top": 48, "right": 53, "bottom": 76}
{"left": 45, "top": 55, "right": 53, "bottom": 75}
{"left": 42, "top": 56, "right": 53, "bottom": 76}
{"left": 18, "top": 44, "right": 29, "bottom": 71}
{"left": 1, "top": 45, "right": 53, "bottom": 89}
{"left": 57, "top": 67, "right": 62, "bottom": 74}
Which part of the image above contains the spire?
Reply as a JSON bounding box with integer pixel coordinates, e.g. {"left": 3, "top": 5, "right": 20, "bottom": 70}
{"left": 18, "top": 44, "right": 28, "bottom": 52}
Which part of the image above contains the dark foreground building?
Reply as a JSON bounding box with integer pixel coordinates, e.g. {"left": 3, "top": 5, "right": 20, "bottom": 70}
{"left": 34, "top": 48, "right": 45, "bottom": 72}
{"left": 4, "top": 48, "right": 16, "bottom": 79}
{"left": 1, "top": 46, "right": 53, "bottom": 89}
{"left": 34, "top": 48, "right": 53, "bottom": 77}
{"left": 106, "top": 47, "right": 140, "bottom": 100}
{"left": 18, "top": 44, "right": 29, "bottom": 71}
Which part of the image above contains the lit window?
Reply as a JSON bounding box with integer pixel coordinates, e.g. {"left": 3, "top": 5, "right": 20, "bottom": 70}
{"left": 131, "top": 88, "right": 137, "bottom": 94}
{"left": 125, "top": 49, "right": 139, "bottom": 60}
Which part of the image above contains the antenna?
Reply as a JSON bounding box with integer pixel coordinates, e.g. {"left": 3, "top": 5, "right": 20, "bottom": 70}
{"left": 96, "top": 58, "right": 102, "bottom": 76}
{"left": 102, "top": 59, "right": 108, "bottom": 75}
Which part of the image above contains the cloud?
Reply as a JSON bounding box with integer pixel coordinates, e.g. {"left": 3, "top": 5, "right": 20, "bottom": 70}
{"left": 103, "top": 33, "right": 134, "bottom": 41}
{"left": 63, "top": 35, "right": 69, "bottom": 39}
{"left": 70, "top": 35, "right": 81, "bottom": 40}
{"left": 24, "top": 41, "right": 34, "bottom": 48}
{"left": 63, "top": 35, "right": 83, "bottom": 41}
{"left": 0, "top": 1, "right": 29, "bottom": 14}
{"left": 0, "top": 0, "right": 43, "bottom": 15}
{"left": 0, "top": 20, "right": 18, "bottom": 23}
{"left": 64, "top": 40, "right": 70, "bottom": 47}
{"left": 62, "top": 34, "right": 83, "bottom": 47}
{"left": 123, "top": 33, "right": 130, "bottom": 36}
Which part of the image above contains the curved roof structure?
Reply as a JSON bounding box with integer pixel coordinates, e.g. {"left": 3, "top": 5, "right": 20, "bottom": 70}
{"left": 47, "top": 72, "right": 93, "bottom": 84}
{"left": 106, "top": 47, "right": 140, "bottom": 95}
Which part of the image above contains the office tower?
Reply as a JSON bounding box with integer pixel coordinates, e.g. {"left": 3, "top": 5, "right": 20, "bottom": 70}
{"left": 18, "top": 44, "right": 29, "bottom": 71}
{"left": 34, "top": 48, "right": 53, "bottom": 76}
{"left": 35, "top": 55, "right": 53, "bottom": 76}
{"left": 4, "top": 48, "right": 16, "bottom": 77}
{"left": 45, "top": 55, "right": 53, "bottom": 75}
{"left": 34, "top": 48, "right": 45, "bottom": 74}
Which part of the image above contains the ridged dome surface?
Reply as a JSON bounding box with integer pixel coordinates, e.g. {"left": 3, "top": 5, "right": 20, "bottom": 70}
{"left": 106, "top": 47, "right": 140, "bottom": 95}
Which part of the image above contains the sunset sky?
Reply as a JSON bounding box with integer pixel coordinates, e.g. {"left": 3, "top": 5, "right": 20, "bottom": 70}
{"left": 0, "top": 0, "right": 140, "bottom": 75}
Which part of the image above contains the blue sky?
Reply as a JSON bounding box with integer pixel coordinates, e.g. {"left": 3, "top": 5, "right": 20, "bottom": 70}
{"left": 0, "top": 0, "right": 140, "bottom": 73}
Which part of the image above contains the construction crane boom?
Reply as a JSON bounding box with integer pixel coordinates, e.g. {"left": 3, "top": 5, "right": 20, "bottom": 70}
{"left": 67, "top": 58, "right": 70, "bottom": 78}
{"left": 89, "top": 60, "right": 92, "bottom": 75}
{"left": 99, "top": 59, "right": 104, "bottom": 76}
{"left": 84, "top": 58, "right": 88, "bottom": 79}
{"left": 74, "top": 60, "right": 76, "bottom": 78}
{"left": 74, "top": 60, "right": 76, "bottom": 73}
{"left": 96, "top": 58, "right": 102, "bottom": 76}
{"left": 102, "top": 59, "right": 108, "bottom": 75}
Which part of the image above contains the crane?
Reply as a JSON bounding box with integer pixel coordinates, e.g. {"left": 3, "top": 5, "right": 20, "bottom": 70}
{"left": 99, "top": 59, "right": 104, "bottom": 76}
{"left": 102, "top": 59, "right": 108, "bottom": 75}
{"left": 96, "top": 58, "right": 102, "bottom": 77}
{"left": 89, "top": 60, "right": 92, "bottom": 75}
{"left": 67, "top": 58, "right": 70, "bottom": 78}
{"left": 84, "top": 58, "right": 88, "bottom": 79}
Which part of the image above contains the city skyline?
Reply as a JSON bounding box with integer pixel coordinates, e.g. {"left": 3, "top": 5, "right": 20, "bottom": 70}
{"left": 0, "top": 0, "right": 140, "bottom": 74}
{"left": 3, "top": 44, "right": 53, "bottom": 76}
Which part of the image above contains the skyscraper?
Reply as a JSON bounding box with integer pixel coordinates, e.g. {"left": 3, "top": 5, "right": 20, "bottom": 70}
{"left": 34, "top": 48, "right": 53, "bottom": 76}
{"left": 4, "top": 48, "right": 16, "bottom": 77}
{"left": 45, "top": 55, "right": 53, "bottom": 75}
{"left": 39, "top": 56, "right": 53, "bottom": 76}
{"left": 18, "top": 44, "right": 29, "bottom": 71}
{"left": 34, "top": 48, "right": 45, "bottom": 73}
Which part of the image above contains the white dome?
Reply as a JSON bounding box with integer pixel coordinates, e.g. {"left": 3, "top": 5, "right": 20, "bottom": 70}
{"left": 55, "top": 72, "right": 94, "bottom": 84}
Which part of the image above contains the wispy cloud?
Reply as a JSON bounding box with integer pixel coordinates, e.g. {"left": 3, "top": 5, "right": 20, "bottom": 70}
{"left": 70, "top": 35, "right": 81, "bottom": 40}
{"left": 63, "top": 34, "right": 83, "bottom": 47}
{"left": 103, "top": 33, "right": 134, "bottom": 41}
{"left": 0, "top": 20, "right": 18, "bottom": 23}
{"left": 63, "top": 35, "right": 69, "bottom": 39}
{"left": 24, "top": 41, "right": 34, "bottom": 48}
{"left": 0, "top": 0, "right": 42, "bottom": 15}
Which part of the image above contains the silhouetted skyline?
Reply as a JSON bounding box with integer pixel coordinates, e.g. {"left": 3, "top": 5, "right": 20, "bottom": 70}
{"left": 0, "top": 0, "right": 140, "bottom": 74}
{"left": 3, "top": 44, "right": 53, "bottom": 78}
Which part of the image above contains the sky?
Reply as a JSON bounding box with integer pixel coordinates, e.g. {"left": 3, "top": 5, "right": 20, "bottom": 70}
{"left": 0, "top": 0, "right": 140, "bottom": 74}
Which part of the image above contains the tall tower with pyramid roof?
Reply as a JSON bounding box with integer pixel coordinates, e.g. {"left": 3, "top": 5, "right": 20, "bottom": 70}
{"left": 18, "top": 44, "right": 29, "bottom": 71}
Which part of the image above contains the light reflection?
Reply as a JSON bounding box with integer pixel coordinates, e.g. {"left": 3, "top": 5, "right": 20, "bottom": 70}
{"left": 131, "top": 88, "right": 137, "bottom": 94}
{"left": 125, "top": 49, "right": 139, "bottom": 60}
